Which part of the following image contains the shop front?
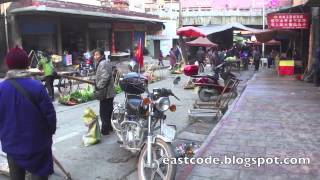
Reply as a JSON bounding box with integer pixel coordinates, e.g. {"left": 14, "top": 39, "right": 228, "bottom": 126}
{"left": 111, "top": 22, "right": 148, "bottom": 61}
{"left": 19, "top": 16, "right": 58, "bottom": 54}
{"left": 259, "top": 4, "right": 314, "bottom": 76}
{"left": 5, "top": 0, "right": 163, "bottom": 69}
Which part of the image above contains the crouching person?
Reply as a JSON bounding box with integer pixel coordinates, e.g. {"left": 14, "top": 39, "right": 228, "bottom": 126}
{"left": 0, "top": 47, "right": 57, "bottom": 180}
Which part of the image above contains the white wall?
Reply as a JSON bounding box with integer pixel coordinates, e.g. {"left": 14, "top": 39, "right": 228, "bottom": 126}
{"left": 146, "top": 40, "right": 155, "bottom": 57}
{"left": 162, "top": 20, "right": 177, "bottom": 37}
{"left": 129, "top": 0, "right": 146, "bottom": 12}
{"left": 160, "top": 40, "right": 171, "bottom": 57}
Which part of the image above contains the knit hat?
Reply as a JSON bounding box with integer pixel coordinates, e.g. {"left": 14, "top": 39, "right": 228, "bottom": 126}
{"left": 5, "top": 46, "right": 30, "bottom": 69}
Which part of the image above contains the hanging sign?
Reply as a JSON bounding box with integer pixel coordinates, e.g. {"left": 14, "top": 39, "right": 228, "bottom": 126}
{"left": 267, "top": 13, "right": 310, "bottom": 29}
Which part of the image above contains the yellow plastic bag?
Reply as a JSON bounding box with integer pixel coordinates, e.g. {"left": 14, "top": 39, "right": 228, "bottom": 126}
{"left": 82, "top": 108, "right": 101, "bottom": 146}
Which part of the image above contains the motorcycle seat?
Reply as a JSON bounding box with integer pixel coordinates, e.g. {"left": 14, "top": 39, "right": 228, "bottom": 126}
{"left": 207, "top": 74, "right": 219, "bottom": 80}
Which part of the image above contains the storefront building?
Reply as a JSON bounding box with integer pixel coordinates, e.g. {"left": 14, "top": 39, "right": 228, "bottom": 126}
{"left": 1, "top": 0, "right": 163, "bottom": 70}
{"left": 262, "top": 0, "right": 319, "bottom": 78}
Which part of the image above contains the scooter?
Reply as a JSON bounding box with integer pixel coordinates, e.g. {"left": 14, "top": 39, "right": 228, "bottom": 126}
{"left": 192, "top": 62, "right": 238, "bottom": 102}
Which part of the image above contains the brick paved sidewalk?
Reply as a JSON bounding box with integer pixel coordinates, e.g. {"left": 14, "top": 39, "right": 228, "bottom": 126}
{"left": 177, "top": 69, "right": 320, "bottom": 180}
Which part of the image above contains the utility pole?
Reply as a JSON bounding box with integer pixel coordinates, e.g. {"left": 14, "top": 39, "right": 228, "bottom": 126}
{"left": 3, "top": 2, "right": 9, "bottom": 52}
{"left": 178, "top": 0, "right": 188, "bottom": 64}
{"left": 170, "top": 0, "right": 173, "bottom": 20}
{"left": 311, "top": 7, "right": 320, "bottom": 86}
{"left": 178, "top": 0, "right": 182, "bottom": 28}
{"left": 262, "top": 0, "right": 265, "bottom": 58}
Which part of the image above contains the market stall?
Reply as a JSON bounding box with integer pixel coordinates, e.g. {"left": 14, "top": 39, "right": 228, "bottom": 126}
{"left": 186, "top": 37, "right": 218, "bottom": 47}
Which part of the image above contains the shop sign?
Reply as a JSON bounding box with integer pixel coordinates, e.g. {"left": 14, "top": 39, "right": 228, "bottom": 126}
{"left": 113, "top": 22, "right": 147, "bottom": 31}
{"left": 134, "top": 24, "right": 147, "bottom": 31}
{"left": 113, "top": 22, "right": 134, "bottom": 30}
{"left": 267, "top": 13, "right": 310, "bottom": 29}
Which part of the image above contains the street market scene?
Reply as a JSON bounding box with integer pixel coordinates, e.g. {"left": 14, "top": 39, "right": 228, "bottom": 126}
{"left": 0, "top": 0, "right": 320, "bottom": 180}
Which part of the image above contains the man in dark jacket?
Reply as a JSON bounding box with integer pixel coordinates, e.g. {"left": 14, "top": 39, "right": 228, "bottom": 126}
{"left": 196, "top": 47, "right": 206, "bottom": 72}
{"left": 253, "top": 47, "right": 261, "bottom": 71}
{"left": 0, "top": 47, "right": 57, "bottom": 180}
{"left": 94, "top": 49, "right": 116, "bottom": 135}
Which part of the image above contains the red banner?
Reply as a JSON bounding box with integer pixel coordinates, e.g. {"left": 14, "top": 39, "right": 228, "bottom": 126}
{"left": 267, "top": 13, "right": 310, "bottom": 29}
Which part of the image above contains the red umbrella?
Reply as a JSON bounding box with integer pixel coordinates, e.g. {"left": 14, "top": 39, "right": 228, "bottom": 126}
{"left": 176, "top": 26, "right": 206, "bottom": 38}
{"left": 186, "top": 37, "right": 218, "bottom": 47}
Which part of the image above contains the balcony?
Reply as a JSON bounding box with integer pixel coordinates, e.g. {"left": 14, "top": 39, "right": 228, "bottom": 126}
{"left": 149, "top": 7, "right": 281, "bottom": 19}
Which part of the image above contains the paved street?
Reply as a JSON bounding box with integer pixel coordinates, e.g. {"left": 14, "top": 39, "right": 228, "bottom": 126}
{"left": 2, "top": 65, "right": 320, "bottom": 180}
{"left": 0, "top": 61, "right": 254, "bottom": 180}
{"left": 0, "top": 58, "right": 199, "bottom": 180}
{"left": 177, "top": 69, "right": 320, "bottom": 180}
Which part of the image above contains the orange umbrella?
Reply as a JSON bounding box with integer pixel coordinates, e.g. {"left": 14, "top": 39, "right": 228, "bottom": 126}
{"left": 186, "top": 37, "right": 218, "bottom": 47}
{"left": 265, "top": 39, "right": 281, "bottom": 46}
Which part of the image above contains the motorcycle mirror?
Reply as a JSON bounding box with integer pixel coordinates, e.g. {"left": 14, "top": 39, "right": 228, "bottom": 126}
{"left": 170, "top": 91, "right": 180, "bottom": 101}
{"left": 173, "top": 95, "right": 180, "bottom": 101}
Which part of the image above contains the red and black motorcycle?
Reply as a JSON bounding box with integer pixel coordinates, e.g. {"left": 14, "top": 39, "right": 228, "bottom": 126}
{"left": 184, "top": 62, "right": 238, "bottom": 102}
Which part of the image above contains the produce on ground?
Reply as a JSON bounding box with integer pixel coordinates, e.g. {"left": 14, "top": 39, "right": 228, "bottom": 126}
{"left": 59, "top": 85, "right": 94, "bottom": 105}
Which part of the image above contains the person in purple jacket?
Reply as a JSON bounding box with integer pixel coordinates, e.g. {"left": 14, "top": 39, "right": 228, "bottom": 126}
{"left": 0, "top": 47, "right": 57, "bottom": 180}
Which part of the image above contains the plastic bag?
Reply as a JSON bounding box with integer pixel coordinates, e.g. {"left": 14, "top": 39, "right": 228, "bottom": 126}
{"left": 82, "top": 108, "right": 101, "bottom": 146}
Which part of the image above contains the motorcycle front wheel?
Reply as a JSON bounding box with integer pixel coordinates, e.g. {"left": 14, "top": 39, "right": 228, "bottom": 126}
{"left": 137, "top": 138, "right": 176, "bottom": 180}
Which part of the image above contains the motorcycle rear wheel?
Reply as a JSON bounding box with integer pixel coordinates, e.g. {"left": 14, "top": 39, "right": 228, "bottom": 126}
{"left": 198, "top": 87, "right": 219, "bottom": 102}
{"left": 137, "top": 138, "right": 176, "bottom": 180}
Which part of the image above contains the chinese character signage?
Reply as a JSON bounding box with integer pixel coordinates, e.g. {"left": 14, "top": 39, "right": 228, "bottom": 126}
{"left": 267, "top": 13, "right": 310, "bottom": 29}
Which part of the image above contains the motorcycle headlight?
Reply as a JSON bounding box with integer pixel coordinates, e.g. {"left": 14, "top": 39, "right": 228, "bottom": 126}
{"left": 155, "top": 97, "right": 170, "bottom": 112}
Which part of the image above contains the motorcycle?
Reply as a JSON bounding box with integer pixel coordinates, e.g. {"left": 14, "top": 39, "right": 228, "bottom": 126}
{"left": 111, "top": 72, "right": 179, "bottom": 180}
{"left": 78, "top": 58, "right": 95, "bottom": 77}
{"left": 192, "top": 62, "right": 238, "bottom": 102}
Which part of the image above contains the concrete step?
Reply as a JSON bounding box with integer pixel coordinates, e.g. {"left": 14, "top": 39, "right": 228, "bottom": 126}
{"left": 195, "top": 100, "right": 219, "bottom": 106}
{"left": 188, "top": 112, "right": 219, "bottom": 123}
{"left": 193, "top": 104, "right": 221, "bottom": 109}
{"left": 189, "top": 109, "right": 219, "bottom": 114}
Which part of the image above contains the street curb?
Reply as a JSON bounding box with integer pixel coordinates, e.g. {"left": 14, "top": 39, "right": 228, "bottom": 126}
{"left": 176, "top": 73, "right": 256, "bottom": 180}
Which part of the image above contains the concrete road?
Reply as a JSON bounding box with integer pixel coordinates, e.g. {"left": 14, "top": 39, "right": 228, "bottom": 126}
{"left": 1, "top": 58, "right": 193, "bottom": 180}
{"left": 48, "top": 70, "right": 196, "bottom": 180}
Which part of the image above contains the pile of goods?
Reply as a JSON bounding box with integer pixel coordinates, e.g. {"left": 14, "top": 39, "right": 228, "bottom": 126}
{"left": 143, "top": 64, "right": 163, "bottom": 83}
{"left": 224, "top": 56, "right": 237, "bottom": 62}
{"left": 59, "top": 85, "right": 94, "bottom": 106}
{"left": 171, "top": 62, "right": 184, "bottom": 74}
{"left": 175, "top": 142, "right": 200, "bottom": 158}
{"left": 82, "top": 108, "right": 101, "bottom": 146}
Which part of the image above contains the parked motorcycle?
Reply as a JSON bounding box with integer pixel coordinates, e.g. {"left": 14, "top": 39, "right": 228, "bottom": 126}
{"left": 192, "top": 62, "right": 238, "bottom": 102}
{"left": 111, "top": 72, "right": 179, "bottom": 180}
{"left": 78, "top": 59, "right": 95, "bottom": 77}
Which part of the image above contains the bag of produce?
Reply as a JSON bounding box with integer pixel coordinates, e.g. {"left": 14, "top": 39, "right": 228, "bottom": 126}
{"left": 82, "top": 108, "right": 101, "bottom": 146}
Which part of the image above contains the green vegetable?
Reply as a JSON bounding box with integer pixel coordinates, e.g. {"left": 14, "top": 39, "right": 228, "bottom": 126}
{"left": 115, "top": 85, "right": 123, "bottom": 94}
{"left": 59, "top": 85, "right": 94, "bottom": 105}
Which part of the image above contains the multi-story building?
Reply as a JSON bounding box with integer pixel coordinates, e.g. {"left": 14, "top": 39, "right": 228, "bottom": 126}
{"left": 146, "top": 0, "right": 294, "bottom": 26}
